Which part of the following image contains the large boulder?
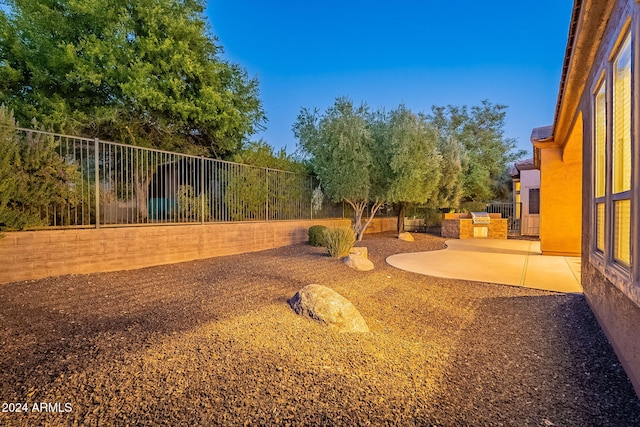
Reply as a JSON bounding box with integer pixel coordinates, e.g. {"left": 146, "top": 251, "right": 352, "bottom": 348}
{"left": 288, "top": 284, "right": 370, "bottom": 333}
{"left": 398, "top": 232, "right": 414, "bottom": 242}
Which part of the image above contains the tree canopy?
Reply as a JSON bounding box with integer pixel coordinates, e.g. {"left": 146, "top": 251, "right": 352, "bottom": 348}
{"left": 0, "top": 0, "right": 265, "bottom": 157}
{"left": 294, "top": 98, "right": 445, "bottom": 240}
{"left": 294, "top": 98, "right": 523, "bottom": 237}
{"left": 381, "top": 105, "right": 441, "bottom": 206}
{"left": 230, "top": 140, "right": 307, "bottom": 174}
{"left": 429, "top": 100, "right": 525, "bottom": 202}
{"left": 0, "top": 106, "right": 85, "bottom": 231}
{"left": 372, "top": 106, "right": 442, "bottom": 232}
{"left": 293, "top": 98, "right": 382, "bottom": 240}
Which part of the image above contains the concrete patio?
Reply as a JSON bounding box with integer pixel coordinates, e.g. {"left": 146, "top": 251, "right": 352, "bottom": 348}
{"left": 386, "top": 239, "right": 582, "bottom": 294}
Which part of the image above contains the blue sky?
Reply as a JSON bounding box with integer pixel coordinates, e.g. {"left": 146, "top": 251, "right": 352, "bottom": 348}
{"left": 206, "top": 1, "right": 574, "bottom": 156}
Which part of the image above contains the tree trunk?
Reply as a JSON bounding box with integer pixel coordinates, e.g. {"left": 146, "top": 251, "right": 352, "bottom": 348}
{"left": 357, "top": 200, "right": 384, "bottom": 241}
{"left": 346, "top": 200, "right": 366, "bottom": 241}
{"left": 397, "top": 203, "right": 406, "bottom": 234}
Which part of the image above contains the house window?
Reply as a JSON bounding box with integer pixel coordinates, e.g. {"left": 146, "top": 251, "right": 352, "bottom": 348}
{"left": 597, "top": 203, "right": 605, "bottom": 252}
{"left": 612, "top": 34, "right": 632, "bottom": 266}
{"left": 613, "top": 35, "right": 632, "bottom": 195}
{"left": 615, "top": 199, "right": 631, "bottom": 266}
{"left": 514, "top": 180, "right": 521, "bottom": 219}
{"left": 594, "top": 80, "right": 606, "bottom": 253}
{"left": 592, "top": 31, "right": 633, "bottom": 270}
{"left": 595, "top": 82, "right": 606, "bottom": 198}
{"left": 528, "top": 188, "right": 540, "bottom": 215}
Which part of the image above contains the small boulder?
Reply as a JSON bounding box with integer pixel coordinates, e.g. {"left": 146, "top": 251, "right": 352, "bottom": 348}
{"left": 288, "top": 284, "right": 370, "bottom": 333}
{"left": 349, "top": 247, "right": 368, "bottom": 259}
{"left": 344, "top": 253, "right": 374, "bottom": 271}
{"left": 398, "top": 232, "right": 414, "bottom": 242}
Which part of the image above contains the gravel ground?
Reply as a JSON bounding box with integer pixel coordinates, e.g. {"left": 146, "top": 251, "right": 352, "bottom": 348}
{"left": 0, "top": 231, "right": 639, "bottom": 426}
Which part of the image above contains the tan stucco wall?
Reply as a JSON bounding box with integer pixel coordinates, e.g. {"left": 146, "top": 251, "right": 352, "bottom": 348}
{"left": 539, "top": 118, "right": 583, "bottom": 256}
{"left": 582, "top": 260, "right": 640, "bottom": 396}
{"left": 0, "top": 217, "right": 397, "bottom": 285}
{"left": 535, "top": 0, "right": 639, "bottom": 396}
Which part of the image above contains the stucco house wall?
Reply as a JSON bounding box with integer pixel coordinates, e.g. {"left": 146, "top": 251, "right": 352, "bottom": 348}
{"left": 519, "top": 168, "right": 540, "bottom": 236}
{"left": 512, "top": 161, "right": 541, "bottom": 237}
{"left": 537, "top": 124, "right": 583, "bottom": 256}
{"left": 532, "top": 0, "right": 640, "bottom": 395}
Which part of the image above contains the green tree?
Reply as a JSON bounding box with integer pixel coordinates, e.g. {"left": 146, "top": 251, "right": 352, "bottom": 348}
{"left": 230, "top": 140, "right": 307, "bottom": 174}
{"left": 372, "top": 106, "right": 442, "bottom": 233}
{"left": 0, "top": 0, "right": 264, "bottom": 157}
{"left": 295, "top": 99, "right": 446, "bottom": 239}
{"left": 434, "top": 134, "right": 464, "bottom": 208}
{"left": 293, "top": 98, "right": 385, "bottom": 241}
{"left": 428, "top": 100, "right": 525, "bottom": 202}
{"left": 0, "top": 106, "right": 21, "bottom": 236}
{"left": 226, "top": 140, "right": 309, "bottom": 220}
{"left": 0, "top": 106, "right": 85, "bottom": 230}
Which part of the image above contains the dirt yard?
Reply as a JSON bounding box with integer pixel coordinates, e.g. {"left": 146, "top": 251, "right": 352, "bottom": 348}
{"left": 1, "top": 232, "right": 639, "bottom": 426}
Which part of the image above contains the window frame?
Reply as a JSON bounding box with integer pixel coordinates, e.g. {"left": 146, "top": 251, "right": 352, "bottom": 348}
{"left": 593, "top": 77, "right": 607, "bottom": 255}
{"left": 611, "top": 32, "right": 633, "bottom": 268}
{"left": 589, "top": 25, "right": 636, "bottom": 286}
{"left": 528, "top": 188, "right": 540, "bottom": 215}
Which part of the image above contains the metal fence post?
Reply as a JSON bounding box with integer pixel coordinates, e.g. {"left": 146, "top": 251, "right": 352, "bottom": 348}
{"left": 200, "top": 156, "right": 205, "bottom": 224}
{"left": 94, "top": 138, "right": 100, "bottom": 228}
{"left": 310, "top": 176, "right": 313, "bottom": 220}
{"left": 265, "top": 168, "right": 269, "bottom": 221}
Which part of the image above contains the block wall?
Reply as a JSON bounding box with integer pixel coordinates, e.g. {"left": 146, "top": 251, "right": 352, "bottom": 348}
{"left": 0, "top": 217, "right": 396, "bottom": 285}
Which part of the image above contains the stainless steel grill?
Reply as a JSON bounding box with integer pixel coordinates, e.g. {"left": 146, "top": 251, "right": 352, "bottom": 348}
{"left": 470, "top": 212, "right": 491, "bottom": 225}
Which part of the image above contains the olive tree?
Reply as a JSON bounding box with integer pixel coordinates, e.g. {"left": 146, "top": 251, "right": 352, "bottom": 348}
{"left": 428, "top": 101, "right": 525, "bottom": 202}
{"left": 293, "top": 98, "right": 385, "bottom": 241}
{"left": 294, "top": 99, "right": 444, "bottom": 239}
{"left": 372, "top": 106, "right": 442, "bottom": 233}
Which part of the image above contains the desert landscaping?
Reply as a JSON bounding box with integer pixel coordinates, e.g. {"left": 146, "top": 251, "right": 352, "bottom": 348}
{"left": 1, "top": 232, "right": 639, "bottom": 426}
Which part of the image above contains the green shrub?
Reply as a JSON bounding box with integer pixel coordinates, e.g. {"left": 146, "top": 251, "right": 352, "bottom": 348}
{"left": 422, "top": 208, "right": 443, "bottom": 227}
{"left": 323, "top": 227, "right": 355, "bottom": 258}
{"left": 308, "top": 225, "right": 328, "bottom": 247}
{"left": 460, "top": 201, "right": 487, "bottom": 213}
{"left": 0, "top": 106, "right": 86, "bottom": 230}
{"left": 176, "top": 184, "right": 210, "bottom": 221}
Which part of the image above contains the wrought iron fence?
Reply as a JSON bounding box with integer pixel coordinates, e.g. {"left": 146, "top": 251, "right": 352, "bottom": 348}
{"left": 401, "top": 203, "right": 523, "bottom": 235}
{"left": 6, "top": 127, "right": 344, "bottom": 229}
{"left": 485, "top": 202, "right": 521, "bottom": 234}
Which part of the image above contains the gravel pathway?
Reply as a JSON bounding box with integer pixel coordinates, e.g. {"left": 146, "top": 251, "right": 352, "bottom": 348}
{"left": 0, "top": 232, "right": 638, "bottom": 426}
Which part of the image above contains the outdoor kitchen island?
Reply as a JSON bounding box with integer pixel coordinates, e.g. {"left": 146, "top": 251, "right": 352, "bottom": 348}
{"left": 441, "top": 212, "right": 508, "bottom": 239}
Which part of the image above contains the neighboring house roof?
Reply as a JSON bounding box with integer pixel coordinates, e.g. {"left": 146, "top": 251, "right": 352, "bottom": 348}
{"left": 530, "top": 125, "right": 553, "bottom": 143}
{"left": 510, "top": 158, "right": 536, "bottom": 178}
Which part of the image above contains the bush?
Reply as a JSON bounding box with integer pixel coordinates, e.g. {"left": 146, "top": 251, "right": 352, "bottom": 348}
{"left": 177, "top": 185, "right": 210, "bottom": 221}
{"left": 422, "top": 208, "right": 443, "bottom": 227}
{"left": 0, "top": 106, "right": 86, "bottom": 230}
{"left": 460, "top": 201, "right": 487, "bottom": 213}
{"left": 323, "top": 227, "right": 355, "bottom": 258}
{"left": 308, "top": 225, "right": 328, "bottom": 247}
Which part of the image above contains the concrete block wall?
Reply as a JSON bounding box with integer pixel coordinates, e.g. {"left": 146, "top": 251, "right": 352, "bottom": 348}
{"left": 0, "top": 217, "right": 397, "bottom": 285}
